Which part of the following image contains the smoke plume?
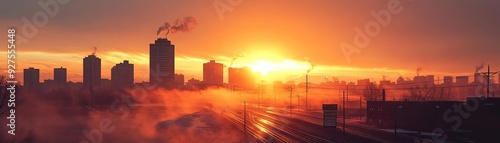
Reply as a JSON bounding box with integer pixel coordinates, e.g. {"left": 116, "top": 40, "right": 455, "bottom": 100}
{"left": 305, "top": 57, "right": 316, "bottom": 74}
{"left": 92, "top": 47, "right": 97, "bottom": 55}
{"left": 416, "top": 67, "right": 423, "bottom": 76}
{"left": 475, "top": 63, "right": 485, "bottom": 73}
{"left": 157, "top": 17, "right": 197, "bottom": 38}
{"left": 229, "top": 52, "right": 247, "bottom": 68}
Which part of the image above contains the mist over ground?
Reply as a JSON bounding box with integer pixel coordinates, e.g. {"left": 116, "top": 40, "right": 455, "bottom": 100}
{"left": 0, "top": 87, "right": 247, "bottom": 143}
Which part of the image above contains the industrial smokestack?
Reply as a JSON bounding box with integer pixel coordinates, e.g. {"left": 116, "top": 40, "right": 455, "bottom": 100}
{"left": 157, "top": 17, "right": 197, "bottom": 38}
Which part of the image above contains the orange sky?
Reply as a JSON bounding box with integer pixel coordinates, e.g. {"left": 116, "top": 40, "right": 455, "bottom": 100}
{"left": 1, "top": 0, "right": 499, "bottom": 84}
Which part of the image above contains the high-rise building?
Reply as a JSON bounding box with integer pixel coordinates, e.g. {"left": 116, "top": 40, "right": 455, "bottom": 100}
{"left": 23, "top": 67, "right": 40, "bottom": 90}
{"left": 228, "top": 67, "right": 255, "bottom": 90}
{"left": 43, "top": 79, "right": 56, "bottom": 91}
{"left": 83, "top": 54, "right": 101, "bottom": 90}
{"left": 174, "top": 73, "right": 185, "bottom": 85}
{"left": 54, "top": 67, "right": 67, "bottom": 85}
{"left": 149, "top": 38, "right": 175, "bottom": 85}
{"left": 101, "top": 78, "right": 112, "bottom": 89}
{"left": 203, "top": 60, "right": 223, "bottom": 86}
{"left": 443, "top": 76, "right": 453, "bottom": 85}
{"left": 357, "top": 79, "right": 370, "bottom": 86}
{"left": 111, "top": 60, "right": 134, "bottom": 89}
{"left": 379, "top": 80, "right": 392, "bottom": 89}
{"left": 456, "top": 76, "right": 469, "bottom": 85}
{"left": 150, "top": 38, "right": 175, "bottom": 86}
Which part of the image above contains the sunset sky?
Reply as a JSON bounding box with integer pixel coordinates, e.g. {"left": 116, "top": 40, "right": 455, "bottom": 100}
{"left": 1, "top": 0, "right": 500, "bottom": 84}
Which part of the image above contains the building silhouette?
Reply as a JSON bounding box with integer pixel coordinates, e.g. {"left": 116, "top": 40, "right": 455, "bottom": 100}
{"left": 357, "top": 79, "right": 370, "bottom": 86}
{"left": 101, "top": 78, "right": 111, "bottom": 89}
{"left": 228, "top": 67, "right": 255, "bottom": 90}
{"left": 443, "top": 76, "right": 453, "bottom": 85}
{"left": 83, "top": 54, "right": 101, "bottom": 91}
{"left": 111, "top": 60, "right": 134, "bottom": 89}
{"left": 203, "top": 60, "right": 223, "bottom": 86}
{"left": 43, "top": 79, "right": 56, "bottom": 91}
{"left": 174, "top": 73, "right": 185, "bottom": 85}
{"left": 54, "top": 67, "right": 67, "bottom": 85}
{"left": 23, "top": 67, "right": 40, "bottom": 90}
{"left": 150, "top": 38, "right": 175, "bottom": 87}
{"left": 456, "top": 76, "right": 469, "bottom": 85}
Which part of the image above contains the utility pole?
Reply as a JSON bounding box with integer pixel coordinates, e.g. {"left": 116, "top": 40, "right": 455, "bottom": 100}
{"left": 382, "top": 89, "right": 386, "bottom": 101}
{"left": 394, "top": 106, "right": 397, "bottom": 143}
{"left": 488, "top": 65, "right": 490, "bottom": 98}
{"left": 481, "top": 64, "right": 498, "bottom": 98}
{"left": 297, "top": 94, "right": 300, "bottom": 109}
{"left": 260, "top": 80, "right": 265, "bottom": 108}
{"left": 360, "top": 96, "right": 362, "bottom": 120}
{"left": 343, "top": 90, "right": 345, "bottom": 134}
{"left": 346, "top": 85, "right": 349, "bottom": 118}
{"left": 289, "top": 86, "right": 293, "bottom": 116}
{"left": 306, "top": 74, "right": 309, "bottom": 111}
{"left": 244, "top": 101, "right": 247, "bottom": 137}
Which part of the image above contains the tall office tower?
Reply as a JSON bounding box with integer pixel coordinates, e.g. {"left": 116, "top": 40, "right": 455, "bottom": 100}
{"left": 203, "top": 60, "right": 224, "bottom": 86}
{"left": 54, "top": 67, "right": 67, "bottom": 85}
{"left": 83, "top": 54, "right": 101, "bottom": 90}
{"left": 23, "top": 67, "right": 40, "bottom": 90}
{"left": 228, "top": 66, "right": 255, "bottom": 90}
{"left": 111, "top": 60, "right": 134, "bottom": 89}
{"left": 150, "top": 38, "right": 175, "bottom": 87}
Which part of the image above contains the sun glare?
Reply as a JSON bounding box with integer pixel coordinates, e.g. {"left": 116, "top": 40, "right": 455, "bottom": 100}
{"left": 249, "top": 60, "right": 274, "bottom": 75}
{"left": 248, "top": 59, "right": 311, "bottom": 76}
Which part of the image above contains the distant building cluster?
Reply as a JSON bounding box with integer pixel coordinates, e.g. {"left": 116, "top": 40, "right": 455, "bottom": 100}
{"left": 21, "top": 38, "right": 258, "bottom": 92}
{"left": 20, "top": 37, "right": 499, "bottom": 100}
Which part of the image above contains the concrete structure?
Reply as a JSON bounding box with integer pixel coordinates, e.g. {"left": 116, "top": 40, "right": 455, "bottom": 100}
{"left": 456, "top": 76, "right": 469, "bottom": 85}
{"left": 83, "top": 54, "right": 101, "bottom": 90}
{"left": 174, "top": 73, "right": 185, "bottom": 85}
{"left": 203, "top": 60, "right": 224, "bottom": 86}
{"left": 228, "top": 67, "right": 255, "bottom": 90}
{"left": 54, "top": 67, "right": 67, "bottom": 85}
{"left": 150, "top": 38, "right": 175, "bottom": 87}
{"left": 443, "top": 76, "right": 453, "bottom": 85}
{"left": 23, "top": 67, "right": 40, "bottom": 90}
{"left": 111, "top": 60, "right": 134, "bottom": 89}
